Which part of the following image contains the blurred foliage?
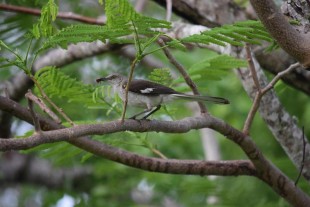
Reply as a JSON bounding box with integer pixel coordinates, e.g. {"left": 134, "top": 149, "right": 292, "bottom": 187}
{"left": 0, "top": 0, "right": 309, "bottom": 207}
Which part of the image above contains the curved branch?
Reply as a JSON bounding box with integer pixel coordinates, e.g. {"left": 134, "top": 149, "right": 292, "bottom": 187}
{"left": 0, "top": 96, "right": 309, "bottom": 206}
{"left": 236, "top": 55, "right": 310, "bottom": 182}
{"left": 250, "top": 0, "right": 310, "bottom": 67}
{"left": 70, "top": 139, "right": 255, "bottom": 176}
{"left": 255, "top": 48, "right": 310, "bottom": 96}
{"left": 0, "top": 96, "right": 255, "bottom": 177}
{"left": 158, "top": 39, "right": 207, "bottom": 113}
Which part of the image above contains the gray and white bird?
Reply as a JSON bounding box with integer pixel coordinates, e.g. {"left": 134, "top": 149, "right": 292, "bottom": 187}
{"left": 96, "top": 73, "right": 229, "bottom": 119}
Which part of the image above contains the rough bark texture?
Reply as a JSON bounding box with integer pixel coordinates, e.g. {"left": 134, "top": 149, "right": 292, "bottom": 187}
{"left": 250, "top": 0, "right": 310, "bottom": 67}
{"left": 0, "top": 1, "right": 310, "bottom": 206}
{"left": 236, "top": 55, "right": 310, "bottom": 181}
{"left": 1, "top": 96, "right": 310, "bottom": 206}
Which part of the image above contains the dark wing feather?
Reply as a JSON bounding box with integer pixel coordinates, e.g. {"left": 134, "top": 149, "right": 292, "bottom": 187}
{"left": 124, "top": 79, "right": 180, "bottom": 96}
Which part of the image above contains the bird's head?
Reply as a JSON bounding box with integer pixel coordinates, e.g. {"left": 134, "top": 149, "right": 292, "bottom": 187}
{"left": 96, "top": 73, "right": 124, "bottom": 85}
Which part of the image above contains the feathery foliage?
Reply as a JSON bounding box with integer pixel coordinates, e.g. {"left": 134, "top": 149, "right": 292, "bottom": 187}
{"left": 182, "top": 20, "right": 273, "bottom": 47}
{"left": 188, "top": 55, "right": 248, "bottom": 81}
{"left": 32, "top": 0, "right": 58, "bottom": 38}
{"left": 105, "top": 0, "right": 170, "bottom": 31}
{"left": 148, "top": 68, "right": 173, "bottom": 86}
{"left": 34, "top": 66, "right": 96, "bottom": 106}
{"left": 36, "top": 0, "right": 171, "bottom": 54}
{"left": 37, "top": 24, "right": 114, "bottom": 53}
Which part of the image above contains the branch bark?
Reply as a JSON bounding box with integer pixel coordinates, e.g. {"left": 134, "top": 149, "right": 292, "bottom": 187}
{"left": 0, "top": 96, "right": 310, "bottom": 206}
{"left": 250, "top": 0, "right": 310, "bottom": 67}
{"left": 236, "top": 51, "right": 310, "bottom": 182}
{"left": 0, "top": 96, "right": 255, "bottom": 177}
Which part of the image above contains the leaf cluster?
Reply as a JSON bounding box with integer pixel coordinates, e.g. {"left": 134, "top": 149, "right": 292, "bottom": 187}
{"left": 182, "top": 20, "right": 273, "bottom": 47}
{"left": 34, "top": 66, "right": 95, "bottom": 106}
{"left": 35, "top": 0, "right": 171, "bottom": 54}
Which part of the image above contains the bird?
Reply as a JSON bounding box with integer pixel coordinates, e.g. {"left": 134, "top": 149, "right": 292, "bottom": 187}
{"left": 96, "top": 73, "right": 229, "bottom": 119}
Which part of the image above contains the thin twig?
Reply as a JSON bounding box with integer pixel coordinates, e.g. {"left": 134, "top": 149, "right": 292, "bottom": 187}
{"left": 243, "top": 62, "right": 300, "bottom": 134}
{"left": 0, "top": 3, "right": 105, "bottom": 25}
{"left": 26, "top": 90, "right": 41, "bottom": 132}
{"left": 25, "top": 90, "right": 61, "bottom": 124}
{"left": 245, "top": 43, "right": 261, "bottom": 91}
{"left": 242, "top": 92, "right": 261, "bottom": 134}
{"left": 30, "top": 76, "right": 75, "bottom": 126}
{"left": 158, "top": 38, "right": 207, "bottom": 114}
{"left": 121, "top": 58, "right": 139, "bottom": 122}
{"left": 295, "top": 126, "right": 306, "bottom": 186}
{"left": 261, "top": 62, "right": 300, "bottom": 95}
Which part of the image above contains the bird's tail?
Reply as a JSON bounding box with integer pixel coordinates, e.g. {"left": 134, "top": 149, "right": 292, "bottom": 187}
{"left": 172, "top": 94, "right": 229, "bottom": 104}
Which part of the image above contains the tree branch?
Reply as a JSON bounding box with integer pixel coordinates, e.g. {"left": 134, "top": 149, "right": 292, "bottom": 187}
{"left": 250, "top": 0, "right": 310, "bottom": 67}
{"left": 243, "top": 47, "right": 300, "bottom": 134}
{"left": 25, "top": 90, "right": 61, "bottom": 123}
{"left": 0, "top": 3, "right": 105, "bottom": 25}
{"left": 236, "top": 52, "right": 310, "bottom": 183}
{"left": 158, "top": 38, "right": 207, "bottom": 114}
{"left": 255, "top": 48, "right": 310, "bottom": 96}
{"left": 26, "top": 91, "right": 41, "bottom": 132}
{"left": 0, "top": 96, "right": 310, "bottom": 206}
{"left": 0, "top": 96, "right": 255, "bottom": 177}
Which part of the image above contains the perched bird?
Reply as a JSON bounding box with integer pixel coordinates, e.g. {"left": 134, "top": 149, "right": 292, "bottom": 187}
{"left": 96, "top": 73, "right": 229, "bottom": 119}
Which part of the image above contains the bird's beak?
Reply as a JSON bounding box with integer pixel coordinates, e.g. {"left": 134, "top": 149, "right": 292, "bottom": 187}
{"left": 96, "top": 77, "right": 107, "bottom": 83}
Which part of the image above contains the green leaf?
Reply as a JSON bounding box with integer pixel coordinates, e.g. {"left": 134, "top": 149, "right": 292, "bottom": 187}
{"left": 35, "top": 0, "right": 171, "bottom": 54}
{"left": 166, "top": 39, "right": 187, "bottom": 51}
{"left": 189, "top": 60, "right": 212, "bottom": 73}
{"left": 31, "top": 24, "right": 40, "bottom": 38}
{"left": 182, "top": 20, "right": 273, "bottom": 47}
{"left": 32, "top": 0, "right": 59, "bottom": 38}
{"left": 105, "top": 0, "right": 170, "bottom": 34}
{"left": 209, "top": 55, "right": 247, "bottom": 69}
{"left": 36, "top": 24, "right": 113, "bottom": 53}
{"left": 105, "top": 0, "right": 140, "bottom": 28}
{"left": 148, "top": 68, "right": 173, "bottom": 86}
{"left": 35, "top": 66, "right": 95, "bottom": 106}
{"left": 189, "top": 55, "right": 247, "bottom": 80}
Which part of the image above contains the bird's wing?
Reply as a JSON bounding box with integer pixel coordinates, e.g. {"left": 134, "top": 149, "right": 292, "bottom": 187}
{"left": 123, "top": 79, "right": 179, "bottom": 96}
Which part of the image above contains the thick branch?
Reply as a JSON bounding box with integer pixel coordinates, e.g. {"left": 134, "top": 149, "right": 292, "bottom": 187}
{"left": 73, "top": 140, "right": 257, "bottom": 176}
{"left": 154, "top": 1, "right": 310, "bottom": 96}
{"left": 250, "top": 0, "right": 310, "bottom": 67}
{"left": 0, "top": 96, "right": 255, "bottom": 177}
{"left": 0, "top": 96, "right": 310, "bottom": 206}
{"left": 235, "top": 52, "right": 310, "bottom": 182}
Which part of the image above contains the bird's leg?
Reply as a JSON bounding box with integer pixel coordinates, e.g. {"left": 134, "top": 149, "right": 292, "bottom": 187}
{"left": 129, "top": 108, "right": 153, "bottom": 120}
{"left": 141, "top": 105, "right": 161, "bottom": 119}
